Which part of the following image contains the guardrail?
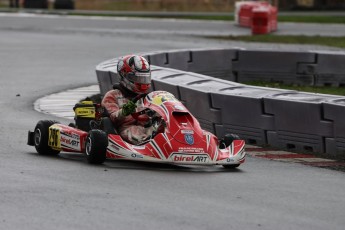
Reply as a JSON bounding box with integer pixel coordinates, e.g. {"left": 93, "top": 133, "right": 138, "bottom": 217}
{"left": 96, "top": 48, "right": 345, "bottom": 156}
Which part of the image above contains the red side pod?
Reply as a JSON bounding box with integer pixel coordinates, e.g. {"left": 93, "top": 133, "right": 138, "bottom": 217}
{"left": 58, "top": 124, "right": 88, "bottom": 153}
{"left": 233, "top": 140, "right": 245, "bottom": 156}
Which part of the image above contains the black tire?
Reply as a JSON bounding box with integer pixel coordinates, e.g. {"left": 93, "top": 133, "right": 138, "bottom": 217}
{"left": 223, "top": 164, "right": 240, "bottom": 169}
{"left": 219, "top": 134, "right": 240, "bottom": 149}
{"left": 220, "top": 134, "right": 241, "bottom": 169}
{"left": 85, "top": 130, "right": 108, "bottom": 164}
{"left": 68, "top": 122, "right": 76, "bottom": 128}
{"left": 34, "top": 120, "right": 61, "bottom": 155}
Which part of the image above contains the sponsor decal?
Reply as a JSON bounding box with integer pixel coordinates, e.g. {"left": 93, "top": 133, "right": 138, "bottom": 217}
{"left": 71, "top": 133, "right": 79, "bottom": 139}
{"left": 107, "top": 146, "right": 127, "bottom": 158}
{"left": 60, "top": 133, "right": 80, "bottom": 150}
{"left": 178, "top": 147, "right": 204, "bottom": 153}
{"left": 151, "top": 92, "right": 178, "bottom": 106}
{"left": 181, "top": 130, "right": 194, "bottom": 134}
{"left": 76, "top": 109, "right": 93, "bottom": 115}
{"left": 184, "top": 134, "right": 194, "bottom": 145}
{"left": 133, "top": 145, "right": 145, "bottom": 149}
{"left": 61, "top": 136, "right": 80, "bottom": 147}
{"left": 172, "top": 154, "right": 209, "bottom": 163}
{"left": 131, "top": 153, "right": 144, "bottom": 159}
{"left": 109, "top": 139, "right": 127, "bottom": 151}
{"left": 75, "top": 107, "right": 95, "bottom": 118}
{"left": 110, "top": 144, "right": 120, "bottom": 151}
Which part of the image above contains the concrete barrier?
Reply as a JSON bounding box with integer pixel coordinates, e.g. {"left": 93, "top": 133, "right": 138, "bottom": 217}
{"left": 324, "top": 99, "right": 345, "bottom": 156}
{"left": 264, "top": 92, "right": 339, "bottom": 153}
{"left": 211, "top": 86, "right": 293, "bottom": 145}
{"left": 96, "top": 48, "right": 345, "bottom": 156}
{"left": 232, "top": 50, "right": 316, "bottom": 85}
{"left": 314, "top": 51, "right": 345, "bottom": 86}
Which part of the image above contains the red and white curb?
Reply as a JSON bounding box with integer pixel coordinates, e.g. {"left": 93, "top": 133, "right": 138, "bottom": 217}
{"left": 246, "top": 145, "right": 345, "bottom": 168}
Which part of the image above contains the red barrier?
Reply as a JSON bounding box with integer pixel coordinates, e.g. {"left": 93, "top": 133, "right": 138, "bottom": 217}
{"left": 236, "top": 1, "right": 278, "bottom": 35}
{"left": 252, "top": 5, "right": 278, "bottom": 35}
{"left": 238, "top": 2, "right": 257, "bottom": 27}
{"left": 270, "top": 6, "right": 278, "bottom": 32}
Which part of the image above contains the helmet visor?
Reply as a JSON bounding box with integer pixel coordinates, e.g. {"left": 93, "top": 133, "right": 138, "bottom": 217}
{"left": 127, "top": 72, "right": 151, "bottom": 84}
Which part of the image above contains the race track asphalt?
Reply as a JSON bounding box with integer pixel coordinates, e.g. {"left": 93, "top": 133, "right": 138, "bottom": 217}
{"left": 0, "top": 13, "right": 344, "bottom": 230}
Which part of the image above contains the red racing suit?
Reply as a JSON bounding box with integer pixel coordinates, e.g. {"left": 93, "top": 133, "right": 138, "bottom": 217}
{"left": 101, "top": 89, "right": 153, "bottom": 145}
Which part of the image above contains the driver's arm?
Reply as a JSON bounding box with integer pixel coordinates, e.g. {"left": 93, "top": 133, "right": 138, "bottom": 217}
{"left": 101, "top": 89, "right": 124, "bottom": 123}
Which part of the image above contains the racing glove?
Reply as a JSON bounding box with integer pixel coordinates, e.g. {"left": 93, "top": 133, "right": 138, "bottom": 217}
{"left": 121, "top": 100, "right": 136, "bottom": 116}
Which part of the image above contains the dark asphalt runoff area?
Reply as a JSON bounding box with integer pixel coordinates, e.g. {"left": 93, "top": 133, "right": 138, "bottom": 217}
{"left": 0, "top": 13, "right": 344, "bottom": 230}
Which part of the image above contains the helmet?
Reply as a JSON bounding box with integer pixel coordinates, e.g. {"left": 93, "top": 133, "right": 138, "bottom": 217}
{"left": 117, "top": 55, "right": 151, "bottom": 94}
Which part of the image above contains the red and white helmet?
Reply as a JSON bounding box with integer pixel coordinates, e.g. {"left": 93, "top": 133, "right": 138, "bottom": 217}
{"left": 117, "top": 55, "right": 151, "bottom": 94}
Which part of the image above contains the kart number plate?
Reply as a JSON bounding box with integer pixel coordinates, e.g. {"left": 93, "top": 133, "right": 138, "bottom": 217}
{"left": 49, "top": 126, "right": 61, "bottom": 150}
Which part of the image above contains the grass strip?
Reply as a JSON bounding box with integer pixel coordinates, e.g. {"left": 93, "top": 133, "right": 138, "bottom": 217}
{"left": 69, "top": 13, "right": 345, "bottom": 24}
{"left": 209, "top": 34, "right": 345, "bottom": 49}
{"left": 278, "top": 15, "right": 345, "bottom": 24}
{"left": 151, "top": 15, "right": 345, "bottom": 24}
{"left": 247, "top": 81, "right": 345, "bottom": 96}
{"left": 1, "top": 6, "right": 345, "bottom": 24}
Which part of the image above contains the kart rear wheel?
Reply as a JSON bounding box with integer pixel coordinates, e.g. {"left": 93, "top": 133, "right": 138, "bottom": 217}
{"left": 85, "top": 129, "right": 108, "bottom": 164}
{"left": 34, "top": 120, "right": 60, "bottom": 155}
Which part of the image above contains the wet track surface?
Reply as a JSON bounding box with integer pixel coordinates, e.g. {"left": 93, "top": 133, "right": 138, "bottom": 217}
{"left": 0, "top": 13, "right": 345, "bottom": 230}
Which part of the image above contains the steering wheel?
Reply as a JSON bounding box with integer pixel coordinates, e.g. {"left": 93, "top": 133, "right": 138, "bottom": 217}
{"left": 132, "top": 93, "right": 147, "bottom": 104}
{"left": 131, "top": 108, "right": 155, "bottom": 120}
{"left": 130, "top": 93, "right": 151, "bottom": 120}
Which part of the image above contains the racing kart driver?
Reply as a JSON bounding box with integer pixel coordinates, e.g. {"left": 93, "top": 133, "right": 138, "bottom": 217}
{"left": 101, "top": 55, "right": 162, "bottom": 145}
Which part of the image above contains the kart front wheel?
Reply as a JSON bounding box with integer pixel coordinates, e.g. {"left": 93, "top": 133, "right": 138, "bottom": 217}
{"left": 85, "top": 129, "right": 108, "bottom": 164}
{"left": 219, "top": 134, "right": 241, "bottom": 169}
{"left": 34, "top": 120, "right": 60, "bottom": 155}
{"left": 219, "top": 134, "right": 240, "bottom": 149}
{"left": 223, "top": 164, "right": 240, "bottom": 169}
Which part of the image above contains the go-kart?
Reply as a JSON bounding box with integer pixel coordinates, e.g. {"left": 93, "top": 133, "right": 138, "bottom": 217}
{"left": 27, "top": 90, "right": 245, "bottom": 168}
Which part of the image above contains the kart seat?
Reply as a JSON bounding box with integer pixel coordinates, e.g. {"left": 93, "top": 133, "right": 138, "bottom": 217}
{"left": 101, "top": 117, "right": 118, "bottom": 135}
